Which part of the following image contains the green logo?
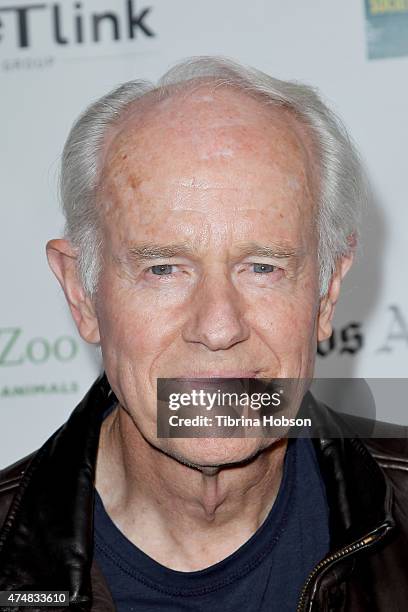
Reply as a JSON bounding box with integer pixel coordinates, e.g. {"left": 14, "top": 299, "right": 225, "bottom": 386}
{"left": 0, "top": 327, "right": 78, "bottom": 366}
{"left": 0, "top": 381, "right": 79, "bottom": 398}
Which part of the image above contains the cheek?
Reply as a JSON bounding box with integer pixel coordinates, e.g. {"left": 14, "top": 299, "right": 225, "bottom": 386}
{"left": 95, "top": 270, "right": 183, "bottom": 370}
{"left": 250, "top": 289, "right": 318, "bottom": 353}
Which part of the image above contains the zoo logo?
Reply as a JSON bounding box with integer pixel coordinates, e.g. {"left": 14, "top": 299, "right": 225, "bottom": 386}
{"left": 0, "top": 327, "right": 78, "bottom": 366}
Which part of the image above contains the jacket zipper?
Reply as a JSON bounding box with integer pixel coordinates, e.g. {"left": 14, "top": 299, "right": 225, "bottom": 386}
{"left": 296, "top": 523, "right": 392, "bottom": 612}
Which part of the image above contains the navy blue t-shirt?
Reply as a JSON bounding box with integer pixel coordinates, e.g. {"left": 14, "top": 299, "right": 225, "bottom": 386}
{"left": 94, "top": 437, "right": 329, "bottom": 611}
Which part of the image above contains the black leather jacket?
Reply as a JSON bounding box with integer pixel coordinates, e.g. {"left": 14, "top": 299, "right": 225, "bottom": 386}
{"left": 0, "top": 373, "right": 408, "bottom": 611}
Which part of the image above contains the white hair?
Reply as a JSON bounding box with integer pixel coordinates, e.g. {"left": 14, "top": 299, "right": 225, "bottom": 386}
{"left": 60, "top": 56, "right": 366, "bottom": 297}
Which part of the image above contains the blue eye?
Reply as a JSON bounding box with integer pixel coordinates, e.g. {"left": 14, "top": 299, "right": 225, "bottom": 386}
{"left": 253, "top": 263, "right": 276, "bottom": 273}
{"left": 150, "top": 264, "right": 173, "bottom": 275}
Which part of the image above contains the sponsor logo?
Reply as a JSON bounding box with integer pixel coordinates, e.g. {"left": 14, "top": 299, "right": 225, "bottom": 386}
{"left": 318, "top": 322, "right": 363, "bottom": 357}
{"left": 318, "top": 304, "right": 408, "bottom": 357}
{"left": 0, "top": 327, "right": 78, "bottom": 366}
{"left": 0, "top": 380, "right": 79, "bottom": 398}
{"left": 376, "top": 304, "right": 408, "bottom": 352}
{"left": 0, "top": 327, "right": 82, "bottom": 398}
{"left": 365, "top": 0, "right": 408, "bottom": 60}
{"left": 0, "top": 0, "right": 155, "bottom": 71}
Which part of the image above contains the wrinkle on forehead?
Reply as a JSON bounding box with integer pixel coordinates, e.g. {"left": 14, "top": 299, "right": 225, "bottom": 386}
{"left": 200, "top": 147, "right": 234, "bottom": 160}
{"left": 97, "top": 84, "right": 321, "bottom": 224}
{"left": 177, "top": 177, "right": 242, "bottom": 191}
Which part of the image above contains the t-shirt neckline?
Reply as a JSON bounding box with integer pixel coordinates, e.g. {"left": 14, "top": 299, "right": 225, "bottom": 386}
{"left": 94, "top": 438, "right": 296, "bottom": 597}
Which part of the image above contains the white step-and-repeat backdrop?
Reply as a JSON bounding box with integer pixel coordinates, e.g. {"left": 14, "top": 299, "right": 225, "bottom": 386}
{"left": 1, "top": 0, "right": 407, "bottom": 467}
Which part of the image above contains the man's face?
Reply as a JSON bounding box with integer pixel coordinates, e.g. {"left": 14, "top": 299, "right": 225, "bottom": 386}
{"left": 89, "top": 88, "right": 322, "bottom": 466}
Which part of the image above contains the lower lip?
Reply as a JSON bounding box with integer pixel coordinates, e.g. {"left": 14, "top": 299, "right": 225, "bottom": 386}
{"left": 170, "top": 372, "right": 260, "bottom": 379}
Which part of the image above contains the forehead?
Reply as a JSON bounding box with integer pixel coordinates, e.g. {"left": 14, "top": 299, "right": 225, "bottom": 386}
{"left": 97, "top": 85, "right": 319, "bottom": 245}
{"left": 102, "top": 85, "right": 317, "bottom": 180}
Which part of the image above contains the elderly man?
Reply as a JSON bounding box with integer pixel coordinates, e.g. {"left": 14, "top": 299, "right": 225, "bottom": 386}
{"left": 0, "top": 57, "right": 407, "bottom": 612}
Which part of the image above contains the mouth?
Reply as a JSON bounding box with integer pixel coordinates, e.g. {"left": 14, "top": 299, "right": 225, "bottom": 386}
{"left": 157, "top": 372, "right": 267, "bottom": 401}
{"left": 168, "top": 371, "right": 261, "bottom": 379}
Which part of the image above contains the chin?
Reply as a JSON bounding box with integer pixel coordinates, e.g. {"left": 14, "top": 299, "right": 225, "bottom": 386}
{"left": 162, "top": 437, "right": 274, "bottom": 470}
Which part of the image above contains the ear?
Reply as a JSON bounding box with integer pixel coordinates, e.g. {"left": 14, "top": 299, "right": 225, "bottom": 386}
{"left": 46, "top": 239, "right": 100, "bottom": 344}
{"left": 317, "top": 252, "right": 354, "bottom": 343}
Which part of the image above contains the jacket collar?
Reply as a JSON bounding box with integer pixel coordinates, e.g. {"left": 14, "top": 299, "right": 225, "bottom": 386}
{"left": 307, "top": 399, "right": 394, "bottom": 550}
{"left": 0, "top": 374, "right": 394, "bottom": 608}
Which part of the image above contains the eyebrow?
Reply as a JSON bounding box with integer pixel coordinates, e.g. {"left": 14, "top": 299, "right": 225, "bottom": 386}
{"left": 124, "top": 243, "right": 195, "bottom": 263}
{"left": 234, "top": 241, "right": 303, "bottom": 260}
{"left": 121, "top": 240, "right": 303, "bottom": 264}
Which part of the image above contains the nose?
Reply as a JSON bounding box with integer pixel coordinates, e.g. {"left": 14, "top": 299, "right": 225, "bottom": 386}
{"left": 182, "top": 270, "right": 250, "bottom": 351}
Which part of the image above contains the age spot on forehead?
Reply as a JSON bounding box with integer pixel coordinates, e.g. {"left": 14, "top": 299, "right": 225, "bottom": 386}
{"left": 128, "top": 175, "right": 143, "bottom": 191}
